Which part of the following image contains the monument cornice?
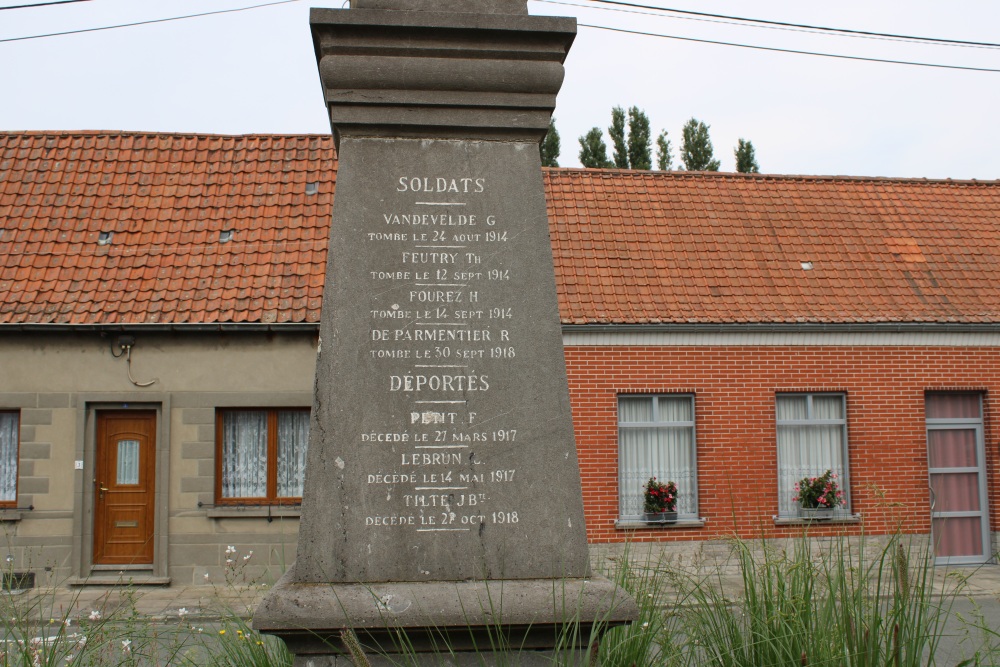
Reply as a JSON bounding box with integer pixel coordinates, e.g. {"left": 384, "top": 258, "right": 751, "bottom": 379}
{"left": 310, "top": 7, "right": 576, "bottom": 143}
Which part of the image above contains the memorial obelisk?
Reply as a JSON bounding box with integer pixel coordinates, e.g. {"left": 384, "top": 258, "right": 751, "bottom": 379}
{"left": 253, "top": 1, "right": 638, "bottom": 663}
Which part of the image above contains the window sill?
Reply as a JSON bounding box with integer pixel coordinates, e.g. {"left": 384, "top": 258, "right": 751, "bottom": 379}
{"left": 615, "top": 518, "right": 707, "bottom": 530}
{"left": 773, "top": 513, "right": 861, "bottom": 526}
{"left": 206, "top": 506, "right": 301, "bottom": 519}
{"left": 0, "top": 511, "right": 22, "bottom": 522}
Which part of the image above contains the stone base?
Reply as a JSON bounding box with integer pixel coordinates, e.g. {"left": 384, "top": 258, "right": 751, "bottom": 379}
{"left": 254, "top": 568, "right": 638, "bottom": 662}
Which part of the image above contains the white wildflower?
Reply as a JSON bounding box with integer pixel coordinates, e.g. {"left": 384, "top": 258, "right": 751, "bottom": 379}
{"left": 121, "top": 639, "right": 131, "bottom": 655}
{"left": 178, "top": 607, "right": 188, "bottom": 618}
{"left": 88, "top": 610, "right": 101, "bottom": 621}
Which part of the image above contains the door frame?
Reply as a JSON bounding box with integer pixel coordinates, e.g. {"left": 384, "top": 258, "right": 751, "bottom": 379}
{"left": 926, "top": 393, "right": 992, "bottom": 566}
{"left": 72, "top": 398, "right": 170, "bottom": 583}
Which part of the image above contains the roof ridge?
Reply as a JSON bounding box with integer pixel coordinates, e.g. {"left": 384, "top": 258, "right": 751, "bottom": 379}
{"left": 542, "top": 166, "right": 1000, "bottom": 186}
{"left": 0, "top": 130, "right": 329, "bottom": 139}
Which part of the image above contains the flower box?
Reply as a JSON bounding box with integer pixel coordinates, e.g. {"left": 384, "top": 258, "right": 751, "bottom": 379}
{"left": 643, "top": 511, "right": 678, "bottom": 524}
{"left": 799, "top": 506, "right": 835, "bottom": 521}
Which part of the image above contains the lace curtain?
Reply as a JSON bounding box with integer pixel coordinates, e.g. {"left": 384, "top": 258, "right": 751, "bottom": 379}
{"left": 221, "top": 411, "right": 268, "bottom": 498}
{"left": 619, "top": 396, "right": 696, "bottom": 517}
{"left": 776, "top": 395, "right": 847, "bottom": 516}
{"left": 0, "top": 413, "right": 17, "bottom": 503}
{"left": 277, "top": 411, "right": 309, "bottom": 498}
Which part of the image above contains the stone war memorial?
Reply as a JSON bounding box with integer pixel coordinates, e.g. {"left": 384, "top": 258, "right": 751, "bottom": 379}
{"left": 253, "top": 0, "right": 639, "bottom": 663}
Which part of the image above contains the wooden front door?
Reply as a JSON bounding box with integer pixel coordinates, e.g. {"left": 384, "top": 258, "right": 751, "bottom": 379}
{"left": 94, "top": 411, "right": 156, "bottom": 565}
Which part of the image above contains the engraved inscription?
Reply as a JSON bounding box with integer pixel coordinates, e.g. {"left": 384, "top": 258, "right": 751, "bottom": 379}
{"left": 359, "top": 174, "right": 525, "bottom": 531}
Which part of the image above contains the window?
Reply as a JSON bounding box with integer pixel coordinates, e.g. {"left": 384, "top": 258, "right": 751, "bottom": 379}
{"left": 776, "top": 393, "right": 849, "bottom": 517}
{"left": 618, "top": 395, "right": 697, "bottom": 519}
{"left": 216, "top": 409, "right": 309, "bottom": 505}
{"left": 0, "top": 412, "right": 17, "bottom": 507}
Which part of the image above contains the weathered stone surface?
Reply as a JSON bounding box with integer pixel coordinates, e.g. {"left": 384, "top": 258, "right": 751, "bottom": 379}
{"left": 352, "top": 0, "right": 528, "bottom": 13}
{"left": 292, "top": 138, "right": 591, "bottom": 584}
{"left": 310, "top": 7, "right": 575, "bottom": 142}
{"left": 255, "top": 1, "right": 638, "bottom": 661}
{"left": 256, "top": 570, "right": 636, "bottom": 659}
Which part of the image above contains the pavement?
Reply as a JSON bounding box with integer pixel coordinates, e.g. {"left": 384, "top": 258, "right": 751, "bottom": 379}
{"left": 3, "top": 563, "right": 998, "bottom": 624}
{"left": 0, "top": 567, "right": 997, "bottom": 664}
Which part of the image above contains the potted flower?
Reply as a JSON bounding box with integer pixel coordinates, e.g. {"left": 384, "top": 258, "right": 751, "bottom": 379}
{"left": 643, "top": 477, "right": 678, "bottom": 523}
{"left": 794, "top": 469, "right": 844, "bottom": 520}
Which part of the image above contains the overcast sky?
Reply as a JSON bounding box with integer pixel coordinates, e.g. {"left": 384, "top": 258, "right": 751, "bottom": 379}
{"left": 1, "top": 0, "right": 998, "bottom": 179}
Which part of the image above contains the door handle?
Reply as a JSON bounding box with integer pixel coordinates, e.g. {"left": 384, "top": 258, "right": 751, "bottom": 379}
{"left": 928, "top": 484, "right": 936, "bottom": 510}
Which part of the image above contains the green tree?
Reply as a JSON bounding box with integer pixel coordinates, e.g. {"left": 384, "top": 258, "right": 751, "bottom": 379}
{"left": 578, "top": 127, "right": 612, "bottom": 168}
{"left": 627, "top": 107, "right": 652, "bottom": 170}
{"left": 735, "top": 138, "right": 759, "bottom": 173}
{"left": 680, "top": 118, "right": 720, "bottom": 171}
{"left": 656, "top": 130, "right": 673, "bottom": 171}
{"left": 540, "top": 117, "right": 561, "bottom": 167}
{"left": 609, "top": 106, "right": 629, "bottom": 169}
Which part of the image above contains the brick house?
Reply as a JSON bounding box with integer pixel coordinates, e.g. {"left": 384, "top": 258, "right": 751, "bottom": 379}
{"left": 0, "top": 132, "right": 997, "bottom": 586}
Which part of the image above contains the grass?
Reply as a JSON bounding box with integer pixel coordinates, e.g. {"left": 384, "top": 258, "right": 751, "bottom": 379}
{"left": 0, "top": 536, "right": 994, "bottom": 666}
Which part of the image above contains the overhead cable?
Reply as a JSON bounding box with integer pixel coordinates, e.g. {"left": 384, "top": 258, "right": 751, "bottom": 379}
{"left": 0, "top": 0, "right": 92, "bottom": 10}
{"left": 0, "top": 0, "right": 298, "bottom": 43}
{"left": 579, "top": 22, "right": 1000, "bottom": 73}
{"left": 577, "top": 0, "right": 1000, "bottom": 49}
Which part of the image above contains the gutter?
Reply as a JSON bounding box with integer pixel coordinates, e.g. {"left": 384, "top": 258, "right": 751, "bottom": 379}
{"left": 4, "top": 321, "right": 1000, "bottom": 335}
{"left": 560, "top": 322, "right": 1000, "bottom": 335}
{"left": 0, "top": 323, "right": 320, "bottom": 334}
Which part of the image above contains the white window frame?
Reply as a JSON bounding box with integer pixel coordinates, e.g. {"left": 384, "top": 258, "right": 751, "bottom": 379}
{"left": 618, "top": 394, "right": 698, "bottom": 520}
{"left": 776, "top": 393, "right": 850, "bottom": 518}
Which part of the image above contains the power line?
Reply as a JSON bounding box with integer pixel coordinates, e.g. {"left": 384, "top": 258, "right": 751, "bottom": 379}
{"left": 536, "top": 0, "right": 998, "bottom": 51}
{"left": 0, "top": 0, "right": 92, "bottom": 10}
{"left": 579, "top": 22, "right": 1000, "bottom": 73}
{"left": 577, "top": 0, "right": 1000, "bottom": 49}
{"left": 0, "top": 0, "right": 298, "bottom": 44}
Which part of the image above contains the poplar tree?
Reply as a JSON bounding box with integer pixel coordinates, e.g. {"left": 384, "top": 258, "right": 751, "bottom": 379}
{"left": 609, "top": 106, "right": 629, "bottom": 169}
{"left": 578, "top": 128, "right": 612, "bottom": 168}
{"left": 656, "top": 130, "right": 673, "bottom": 171}
{"left": 627, "top": 107, "right": 652, "bottom": 170}
{"left": 735, "top": 138, "right": 760, "bottom": 173}
{"left": 540, "top": 118, "right": 561, "bottom": 167}
{"left": 680, "top": 118, "right": 721, "bottom": 171}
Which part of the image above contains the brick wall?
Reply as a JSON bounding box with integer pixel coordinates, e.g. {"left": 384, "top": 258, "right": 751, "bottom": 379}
{"left": 565, "top": 345, "right": 999, "bottom": 545}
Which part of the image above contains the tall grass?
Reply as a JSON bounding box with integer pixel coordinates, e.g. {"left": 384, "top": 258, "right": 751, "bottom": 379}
{"left": 0, "top": 536, "right": 990, "bottom": 666}
{"left": 666, "top": 531, "right": 962, "bottom": 667}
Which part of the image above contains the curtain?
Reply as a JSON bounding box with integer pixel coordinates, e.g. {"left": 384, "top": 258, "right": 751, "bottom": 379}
{"left": 619, "top": 396, "right": 695, "bottom": 517}
{"left": 116, "top": 439, "right": 140, "bottom": 485}
{"left": 776, "top": 395, "right": 846, "bottom": 516}
{"left": 221, "top": 410, "right": 267, "bottom": 498}
{"left": 0, "top": 413, "right": 17, "bottom": 502}
{"left": 277, "top": 411, "right": 309, "bottom": 498}
{"left": 926, "top": 394, "right": 980, "bottom": 420}
{"left": 926, "top": 393, "right": 985, "bottom": 560}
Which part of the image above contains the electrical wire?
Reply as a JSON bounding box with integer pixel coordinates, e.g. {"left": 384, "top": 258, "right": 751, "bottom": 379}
{"left": 535, "top": 0, "right": 999, "bottom": 50}
{"left": 578, "top": 22, "right": 1000, "bottom": 73}
{"left": 0, "top": 0, "right": 299, "bottom": 44}
{"left": 0, "top": 0, "right": 92, "bottom": 10}
{"left": 573, "top": 0, "right": 1000, "bottom": 49}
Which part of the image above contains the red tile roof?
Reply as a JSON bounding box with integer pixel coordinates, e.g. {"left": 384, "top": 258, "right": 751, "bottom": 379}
{"left": 546, "top": 169, "right": 1000, "bottom": 325}
{"left": 3, "top": 132, "right": 1000, "bottom": 327}
{"left": 0, "top": 132, "right": 332, "bottom": 326}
